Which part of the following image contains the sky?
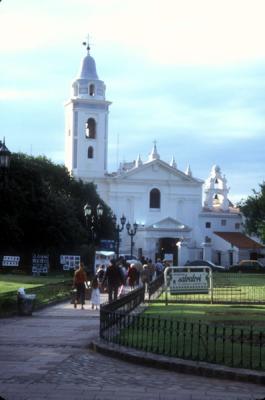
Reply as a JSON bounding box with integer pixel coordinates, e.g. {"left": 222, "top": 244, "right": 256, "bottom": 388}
{"left": 1, "top": 0, "right": 265, "bottom": 204}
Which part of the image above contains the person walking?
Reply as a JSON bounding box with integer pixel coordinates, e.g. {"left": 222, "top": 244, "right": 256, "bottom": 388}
{"left": 73, "top": 262, "right": 88, "bottom": 310}
{"left": 102, "top": 259, "right": 124, "bottom": 302}
{"left": 140, "top": 264, "right": 150, "bottom": 292}
{"left": 127, "top": 263, "right": 138, "bottom": 290}
{"left": 91, "top": 275, "right": 100, "bottom": 310}
{"left": 155, "top": 258, "right": 164, "bottom": 276}
{"left": 147, "top": 259, "right": 155, "bottom": 282}
{"left": 96, "top": 264, "right": 105, "bottom": 290}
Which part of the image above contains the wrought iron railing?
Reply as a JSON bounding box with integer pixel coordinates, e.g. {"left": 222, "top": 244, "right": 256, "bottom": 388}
{"left": 157, "top": 273, "right": 265, "bottom": 304}
{"left": 100, "top": 286, "right": 145, "bottom": 338}
{"left": 100, "top": 311, "right": 265, "bottom": 371}
{"left": 147, "top": 274, "right": 164, "bottom": 300}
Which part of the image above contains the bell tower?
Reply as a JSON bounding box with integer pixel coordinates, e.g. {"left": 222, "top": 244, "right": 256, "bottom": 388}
{"left": 204, "top": 165, "right": 230, "bottom": 211}
{"left": 65, "top": 40, "right": 111, "bottom": 181}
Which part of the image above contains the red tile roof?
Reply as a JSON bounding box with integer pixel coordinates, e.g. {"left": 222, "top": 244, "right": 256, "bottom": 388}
{"left": 214, "top": 232, "right": 264, "bottom": 249}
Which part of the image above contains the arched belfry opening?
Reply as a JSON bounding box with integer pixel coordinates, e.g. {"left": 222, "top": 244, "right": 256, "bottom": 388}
{"left": 86, "top": 118, "right": 96, "bottom": 139}
{"left": 88, "top": 146, "right": 94, "bottom": 158}
{"left": 89, "top": 84, "right": 95, "bottom": 96}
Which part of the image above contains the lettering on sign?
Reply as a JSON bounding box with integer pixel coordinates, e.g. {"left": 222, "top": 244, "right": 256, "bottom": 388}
{"left": 170, "top": 272, "right": 209, "bottom": 294}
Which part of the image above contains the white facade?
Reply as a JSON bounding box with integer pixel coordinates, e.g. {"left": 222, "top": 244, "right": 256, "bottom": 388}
{"left": 64, "top": 46, "right": 256, "bottom": 266}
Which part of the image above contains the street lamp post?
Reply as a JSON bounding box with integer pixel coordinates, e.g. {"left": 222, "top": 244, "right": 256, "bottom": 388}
{"left": 84, "top": 203, "right": 104, "bottom": 242}
{"left": 112, "top": 214, "right": 126, "bottom": 259}
{"left": 83, "top": 203, "right": 104, "bottom": 273}
{"left": 126, "top": 221, "right": 138, "bottom": 258}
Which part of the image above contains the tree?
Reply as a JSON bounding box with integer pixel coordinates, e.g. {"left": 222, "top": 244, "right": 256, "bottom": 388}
{"left": 239, "top": 182, "right": 265, "bottom": 243}
{"left": 0, "top": 153, "right": 114, "bottom": 258}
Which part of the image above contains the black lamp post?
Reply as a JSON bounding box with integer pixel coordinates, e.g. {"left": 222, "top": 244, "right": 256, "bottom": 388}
{"left": 112, "top": 214, "right": 126, "bottom": 259}
{"left": 84, "top": 203, "right": 104, "bottom": 242}
{"left": 126, "top": 221, "right": 138, "bottom": 258}
{"left": 0, "top": 138, "right": 11, "bottom": 186}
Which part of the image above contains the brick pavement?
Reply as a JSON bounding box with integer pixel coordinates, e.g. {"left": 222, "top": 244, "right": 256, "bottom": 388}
{"left": 0, "top": 298, "right": 265, "bottom": 400}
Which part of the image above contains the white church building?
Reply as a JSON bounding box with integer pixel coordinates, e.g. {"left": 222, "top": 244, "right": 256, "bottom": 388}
{"left": 65, "top": 44, "right": 264, "bottom": 267}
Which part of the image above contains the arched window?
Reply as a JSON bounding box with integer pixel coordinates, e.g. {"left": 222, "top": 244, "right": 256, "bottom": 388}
{"left": 89, "top": 84, "right": 95, "bottom": 96}
{"left": 85, "top": 118, "right": 96, "bottom": 139}
{"left": 88, "top": 146, "right": 94, "bottom": 159}
{"left": 150, "top": 188, "right": 161, "bottom": 209}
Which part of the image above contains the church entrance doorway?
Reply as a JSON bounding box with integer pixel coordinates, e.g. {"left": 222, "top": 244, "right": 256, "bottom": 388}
{"left": 157, "top": 237, "right": 178, "bottom": 265}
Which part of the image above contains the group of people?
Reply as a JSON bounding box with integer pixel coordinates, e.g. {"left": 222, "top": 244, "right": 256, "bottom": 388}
{"left": 72, "top": 262, "right": 100, "bottom": 310}
{"left": 72, "top": 257, "right": 168, "bottom": 308}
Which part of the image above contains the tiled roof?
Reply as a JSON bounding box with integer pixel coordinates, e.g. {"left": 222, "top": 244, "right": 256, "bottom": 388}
{"left": 214, "top": 232, "right": 264, "bottom": 249}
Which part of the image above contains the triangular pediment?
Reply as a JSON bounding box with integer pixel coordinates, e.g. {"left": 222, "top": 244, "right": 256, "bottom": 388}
{"left": 114, "top": 159, "right": 202, "bottom": 184}
{"left": 146, "top": 217, "right": 191, "bottom": 232}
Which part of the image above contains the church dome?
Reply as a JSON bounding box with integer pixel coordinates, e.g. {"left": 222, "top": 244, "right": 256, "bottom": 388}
{"left": 78, "top": 51, "right": 99, "bottom": 80}
{"left": 211, "top": 164, "right": 221, "bottom": 175}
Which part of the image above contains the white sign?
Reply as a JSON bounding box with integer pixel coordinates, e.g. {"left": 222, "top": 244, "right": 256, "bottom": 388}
{"left": 32, "top": 254, "right": 49, "bottom": 275}
{"left": 60, "top": 255, "right": 80, "bottom": 270}
{"left": 2, "top": 256, "right": 20, "bottom": 267}
{"left": 170, "top": 271, "right": 209, "bottom": 293}
{"left": 164, "top": 253, "right": 173, "bottom": 261}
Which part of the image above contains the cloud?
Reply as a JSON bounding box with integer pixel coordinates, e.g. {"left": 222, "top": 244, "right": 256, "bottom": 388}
{"left": 2, "top": 0, "right": 265, "bottom": 66}
{"left": 0, "top": 89, "right": 56, "bottom": 101}
{"left": 1, "top": 0, "right": 265, "bottom": 202}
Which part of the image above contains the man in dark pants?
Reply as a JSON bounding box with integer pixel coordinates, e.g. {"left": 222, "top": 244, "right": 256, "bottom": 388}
{"left": 102, "top": 259, "right": 124, "bottom": 302}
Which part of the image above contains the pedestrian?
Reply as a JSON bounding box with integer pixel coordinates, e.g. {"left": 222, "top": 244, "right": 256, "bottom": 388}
{"left": 147, "top": 259, "right": 155, "bottom": 281}
{"left": 102, "top": 259, "right": 124, "bottom": 302}
{"left": 91, "top": 275, "right": 100, "bottom": 310}
{"left": 73, "top": 262, "right": 88, "bottom": 310}
{"left": 120, "top": 259, "right": 128, "bottom": 283}
{"left": 155, "top": 258, "right": 164, "bottom": 276}
{"left": 134, "top": 261, "right": 143, "bottom": 285}
{"left": 140, "top": 264, "right": 150, "bottom": 291}
{"left": 127, "top": 263, "right": 138, "bottom": 290}
{"left": 96, "top": 264, "right": 105, "bottom": 284}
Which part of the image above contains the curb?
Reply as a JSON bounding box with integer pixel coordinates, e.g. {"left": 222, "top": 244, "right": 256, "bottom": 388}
{"left": 89, "top": 339, "right": 265, "bottom": 385}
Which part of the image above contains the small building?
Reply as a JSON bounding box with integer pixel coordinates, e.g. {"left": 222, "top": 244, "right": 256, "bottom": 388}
{"left": 213, "top": 232, "right": 265, "bottom": 266}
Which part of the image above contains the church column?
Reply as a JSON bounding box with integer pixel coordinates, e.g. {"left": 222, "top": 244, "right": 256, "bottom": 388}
{"left": 177, "top": 240, "right": 189, "bottom": 266}
{"left": 202, "top": 242, "right": 212, "bottom": 261}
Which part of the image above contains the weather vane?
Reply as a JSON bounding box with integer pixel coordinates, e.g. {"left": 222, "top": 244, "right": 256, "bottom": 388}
{"left": 82, "top": 34, "right": 90, "bottom": 51}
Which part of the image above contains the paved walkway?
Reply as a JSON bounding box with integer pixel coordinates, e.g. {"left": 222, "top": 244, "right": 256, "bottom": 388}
{"left": 0, "top": 298, "right": 265, "bottom": 400}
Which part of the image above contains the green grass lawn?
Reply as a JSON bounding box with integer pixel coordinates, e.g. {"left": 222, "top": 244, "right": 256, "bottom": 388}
{"left": 0, "top": 273, "right": 73, "bottom": 316}
{"left": 144, "top": 303, "right": 265, "bottom": 326}
{"left": 111, "top": 302, "right": 265, "bottom": 371}
{"left": 0, "top": 273, "right": 72, "bottom": 294}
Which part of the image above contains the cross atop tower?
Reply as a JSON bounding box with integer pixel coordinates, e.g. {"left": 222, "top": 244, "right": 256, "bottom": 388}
{"left": 82, "top": 34, "right": 91, "bottom": 51}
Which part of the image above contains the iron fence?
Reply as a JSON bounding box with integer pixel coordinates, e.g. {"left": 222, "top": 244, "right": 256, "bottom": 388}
{"left": 100, "top": 286, "right": 145, "bottom": 338}
{"left": 159, "top": 273, "right": 265, "bottom": 304}
{"left": 100, "top": 310, "right": 265, "bottom": 371}
{"left": 148, "top": 274, "right": 164, "bottom": 300}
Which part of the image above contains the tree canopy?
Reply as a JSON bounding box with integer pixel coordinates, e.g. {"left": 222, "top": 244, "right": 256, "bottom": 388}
{"left": 239, "top": 182, "right": 265, "bottom": 243}
{"left": 0, "top": 153, "right": 114, "bottom": 254}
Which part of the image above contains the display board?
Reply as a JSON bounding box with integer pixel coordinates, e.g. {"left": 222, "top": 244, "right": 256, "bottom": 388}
{"left": 60, "top": 255, "right": 80, "bottom": 271}
{"left": 2, "top": 256, "right": 20, "bottom": 267}
{"left": 32, "top": 254, "right": 49, "bottom": 275}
